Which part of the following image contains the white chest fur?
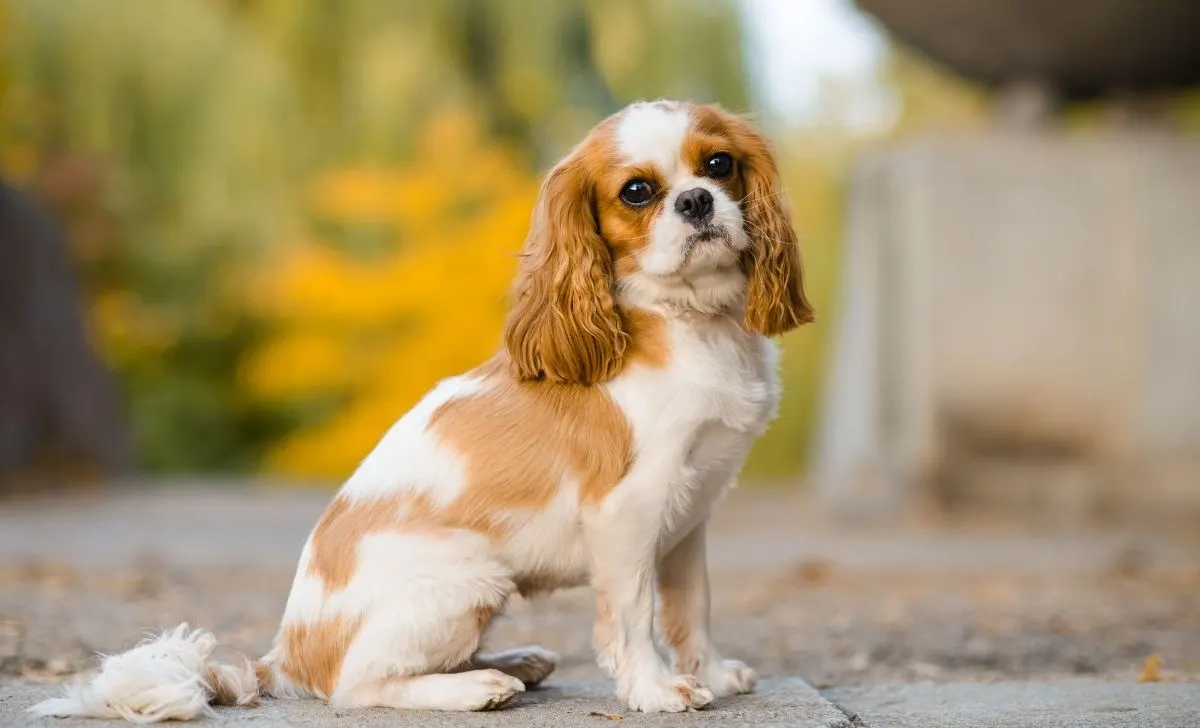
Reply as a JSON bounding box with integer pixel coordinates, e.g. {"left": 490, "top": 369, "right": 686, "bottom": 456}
{"left": 613, "top": 314, "right": 780, "bottom": 447}
{"left": 605, "top": 314, "right": 781, "bottom": 546}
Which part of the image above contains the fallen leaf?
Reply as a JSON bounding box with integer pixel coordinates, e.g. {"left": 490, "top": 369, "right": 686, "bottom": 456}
{"left": 1139, "top": 654, "right": 1162, "bottom": 683}
{"left": 588, "top": 711, "right": 623, "bottom": 720}
{"left": 792, "top": 559, "right": 833, "bottom": 584}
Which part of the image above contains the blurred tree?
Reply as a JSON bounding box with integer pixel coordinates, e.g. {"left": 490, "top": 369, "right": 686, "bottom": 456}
{"left": 1, "top": 0, "right": 302, "bottom": 470}
{"left": 0, "top": 0, "right": 757, "bottom": 477}
{"left": 0, "top": 180, "right": 130, "bottom": 486}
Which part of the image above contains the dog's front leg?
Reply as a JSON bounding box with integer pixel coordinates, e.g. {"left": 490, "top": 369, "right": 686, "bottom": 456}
{"left": 657, "top": 520, "right": 758, "bottom": 696}
{"left": 586, "top": 496, "right": 714, "bottom": 713}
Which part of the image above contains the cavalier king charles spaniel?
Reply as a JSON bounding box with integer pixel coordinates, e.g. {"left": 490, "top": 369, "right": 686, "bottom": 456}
{"left": 33, "top": 100, "right": 812, "bottom": 721}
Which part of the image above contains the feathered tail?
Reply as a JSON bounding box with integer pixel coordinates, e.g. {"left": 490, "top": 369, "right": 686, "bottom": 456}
{"left": 29, "top": 624, "right": 268, "bottom": 724}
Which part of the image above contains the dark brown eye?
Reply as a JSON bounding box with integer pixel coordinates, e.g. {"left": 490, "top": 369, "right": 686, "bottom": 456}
{"left": 619, "top": 179, "right": 655, "bottom": 207}
{"left": 704, "top": 152, "right": 733, "bottom": 178}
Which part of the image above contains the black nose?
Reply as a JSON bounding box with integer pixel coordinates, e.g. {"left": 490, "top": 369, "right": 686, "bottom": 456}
{"left": 674, "top": 188, "right": 714, "bottom": 223}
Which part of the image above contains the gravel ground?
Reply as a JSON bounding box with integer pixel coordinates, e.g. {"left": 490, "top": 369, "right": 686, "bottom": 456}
{"left": 1, "top": 486, "right": 1198, "bottom": 691}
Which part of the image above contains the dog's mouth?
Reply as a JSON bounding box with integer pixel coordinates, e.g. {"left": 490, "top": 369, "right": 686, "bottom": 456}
{"left": 686, "top": 225, "right": 727, "bottom": 245}
{"left": 683, "top": 225, "right": 730, "bottom": 257}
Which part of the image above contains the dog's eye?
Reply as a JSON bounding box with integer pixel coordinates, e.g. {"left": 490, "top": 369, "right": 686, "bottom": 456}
{"left": 704, "top": 152, "right": 733, "bottom": 178}
{"left": 619, "top": 179, "right": 655, "bottom": 207}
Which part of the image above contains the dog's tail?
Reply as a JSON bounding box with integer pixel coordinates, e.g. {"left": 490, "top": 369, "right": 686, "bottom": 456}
{"left": 29, "top": 623, "right": 273, "bottom": 723}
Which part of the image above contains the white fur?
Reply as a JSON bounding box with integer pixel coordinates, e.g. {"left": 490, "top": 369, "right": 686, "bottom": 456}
{"left": 339, "top": 374, "right": 485, "bottom": 504}
{"left": 616, "top": 100, "right": 690, "bottom": 173}
{"left": 615, "top": 102, "right": 749, "bottom": 285}
{"left": 32, "top": 100, "right": 781, "bottom": 721}
{"left": 588, "top": 313, "right": 776, "bottom": 711}
{"left": 29, "top": 625, "right": 255, "bottom": 723}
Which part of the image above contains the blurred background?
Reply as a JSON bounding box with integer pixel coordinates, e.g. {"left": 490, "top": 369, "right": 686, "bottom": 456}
{"left": 2, "top": 0, "right": 1200, "bottom": 699}
{"left": 0, "top": 0, "right": 1198, "bottom": 523}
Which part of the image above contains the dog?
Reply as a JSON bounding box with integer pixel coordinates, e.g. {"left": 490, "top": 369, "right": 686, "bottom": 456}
{"left": 32, "top": 99, "right": 812, "bottom": 721}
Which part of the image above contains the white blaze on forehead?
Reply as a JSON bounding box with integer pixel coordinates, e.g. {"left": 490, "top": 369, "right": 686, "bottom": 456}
{"left": 615, "top": 101, "right": 691, "bottom": 173}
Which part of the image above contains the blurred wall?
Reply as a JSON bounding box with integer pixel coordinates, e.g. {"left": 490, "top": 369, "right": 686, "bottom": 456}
{"left": 819, "top": 131, "right": 1200, "bottom": 517}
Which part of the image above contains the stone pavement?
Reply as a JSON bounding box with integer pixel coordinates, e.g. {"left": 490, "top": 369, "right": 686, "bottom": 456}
{"left": 2, "top": 679, "right": 852, "bottom": 728}
{"left": 5, "top": 679, "right": 1199, "bottom": 727}
{"left": 1, "top": 483, "right": 1197, "bottom": 726}
{"left": 827, "top": 681, "right": 1200, "bottom": 728}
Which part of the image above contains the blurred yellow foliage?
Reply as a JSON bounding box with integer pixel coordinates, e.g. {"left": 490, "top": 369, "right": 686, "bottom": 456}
{"left": 241, "top": 109, "right": 538, "bottom": 478}
{"left": 1139, "top": 653, "right": 1163, "bottom": 683}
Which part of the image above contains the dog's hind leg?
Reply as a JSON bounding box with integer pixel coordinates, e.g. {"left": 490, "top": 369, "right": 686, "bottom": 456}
{"left": 334, "top": 669, "right": 525, "bottom": 711}
{"left": 459, "top": 646, "right": 558, "bottom": 687}
{"left": 323, "top": 531, "right": 520, "bottom": 711}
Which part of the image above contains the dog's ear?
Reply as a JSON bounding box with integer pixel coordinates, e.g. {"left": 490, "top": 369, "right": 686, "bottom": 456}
{"left": 718, "top": 109, "right": 814, "bottom": 336}
{"left": 504, "top": 154, "right": 628, "bottom": 384}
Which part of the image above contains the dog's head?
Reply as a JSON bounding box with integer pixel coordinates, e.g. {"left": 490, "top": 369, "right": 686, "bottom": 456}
{"left": 505, "top": 100, "right": 813, "bottom": 385}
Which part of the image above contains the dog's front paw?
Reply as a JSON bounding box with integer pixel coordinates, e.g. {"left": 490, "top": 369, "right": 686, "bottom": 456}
{"left": 454, "top": 670, "right": 526, "bottom": 711}
{"left": 700, "top": 659, "right": 757, "bottom": 697}
{"left": 623, "top": 674, "right": 714, "bottom": 713}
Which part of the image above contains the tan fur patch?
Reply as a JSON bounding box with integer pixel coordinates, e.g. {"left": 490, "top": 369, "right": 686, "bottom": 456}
{"left": 308, "top": 491, "right": 505, "bottom": 593}
{"left": 307, "top": 497, "right": 404, "bottom": 593}
{"left": 306, "top": 357, "right": 635, "bottom": 595}
{"left": 429, "top": 372, "right": 632, "bottom": 516}
{"left": 624, "top": 308, "right": 670, "bottom": 369}
{"left": 253, "top": 661, "right": 274, "bottom": 697}
{"left": 514, "top": 568, "right": 585, "bottom": 598}
{"left": 203, "top": 663, "right": 258, "bottom": 706}
{"left": 594, "top": 593, "right": 614, "bottom": 658}
{"left": 473, "top": 604, "right": 497, "bottom": 634}
{"left": 657, "top": 584, "right": 693, "bottom": 655}
{"left": 278, "top": 616, "right": 363, "bottom": 699}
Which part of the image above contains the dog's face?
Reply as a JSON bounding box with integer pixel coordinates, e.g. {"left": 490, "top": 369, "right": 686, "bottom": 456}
{"left": 505, "top": 100, "right": 813, "bottom": 385}
{"left": 594, "top": 101, "right": 751, "bottom": 280}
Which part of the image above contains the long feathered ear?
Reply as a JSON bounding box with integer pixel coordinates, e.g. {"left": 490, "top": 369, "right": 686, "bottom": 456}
{"left": 727, "top": 113, "right": 814, "bottom": 336}
{"left": 503, "top": 155, "right": 628, "bottom": 384}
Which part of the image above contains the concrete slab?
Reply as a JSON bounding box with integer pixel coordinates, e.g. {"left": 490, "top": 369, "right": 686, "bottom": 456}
{"left": 2, "top": 678, "right": 854, "bottom": 728}
{"left": 824, "top": 681, "right": 1200, "bottom": 728}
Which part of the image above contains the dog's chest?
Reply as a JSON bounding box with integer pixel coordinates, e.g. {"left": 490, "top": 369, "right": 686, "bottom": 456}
{"left": 670, "top": 318, "right": 776, "bottom": 430}
{"left": 617, "top": 318, "right": 780, "bottom": 471}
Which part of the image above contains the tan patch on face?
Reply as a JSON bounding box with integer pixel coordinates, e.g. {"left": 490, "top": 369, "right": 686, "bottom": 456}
{"left": 679, "top": 124, "right": 746, "bottom": 206}
{"left": 429, "top": 372, "right": 632, "bottom": 517}
{"left": 596, "top": 160, "right": 665, "bottom": 280}
{"left": 278, "top": 616, "right": 363, "bottom": 699}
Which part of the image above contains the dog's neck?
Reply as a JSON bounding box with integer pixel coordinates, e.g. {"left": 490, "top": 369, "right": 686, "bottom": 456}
{"left": 616, "top": 265, "right": 747, "bottom": 323}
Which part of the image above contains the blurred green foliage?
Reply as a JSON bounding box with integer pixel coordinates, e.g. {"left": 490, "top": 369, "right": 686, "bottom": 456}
{"left": 0, "top": 0, "right": 762, "bottom": 476}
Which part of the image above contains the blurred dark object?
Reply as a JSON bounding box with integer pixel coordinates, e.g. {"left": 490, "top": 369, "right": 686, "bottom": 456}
{"left": 0, "top": 181, "right": 131, "bottom": 489}
{"left": 856, "top": 0, "right": 1200, "bottom": 100}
